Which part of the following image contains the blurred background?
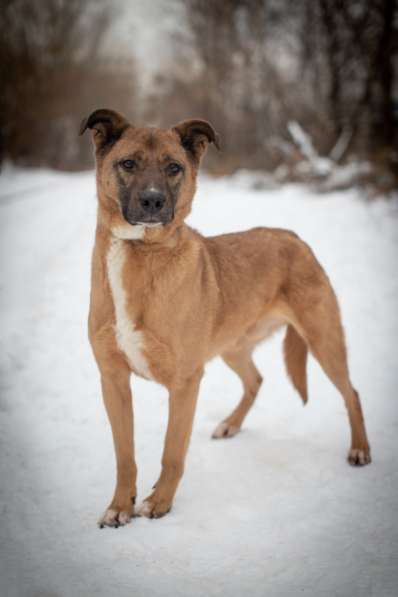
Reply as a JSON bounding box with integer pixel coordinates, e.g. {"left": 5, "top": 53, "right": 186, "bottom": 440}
{"left": 1, "top": 3, "right": 398, "bottom": 596}
{"left": 1, "top": 0, "right": 397, "bottom": 193}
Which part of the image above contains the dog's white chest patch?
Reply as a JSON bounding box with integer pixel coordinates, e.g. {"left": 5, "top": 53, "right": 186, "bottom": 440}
{"left": 106, "top": 238, "right": 152, "bottom": 379}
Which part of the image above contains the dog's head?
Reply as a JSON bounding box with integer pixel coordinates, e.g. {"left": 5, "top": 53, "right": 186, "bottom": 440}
{"left": 80, "top": 109, "right": 219, "bottom": 241}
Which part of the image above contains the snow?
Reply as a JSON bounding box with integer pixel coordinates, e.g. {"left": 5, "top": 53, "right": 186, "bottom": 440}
{"left": 288, "top": 121, "right": 333, "bottom": 176}
{"left": 1, "top": 167, "right": 398, "bottom": 597}
{"left": 317, "top": 161, "right": 372, "bottom": 192}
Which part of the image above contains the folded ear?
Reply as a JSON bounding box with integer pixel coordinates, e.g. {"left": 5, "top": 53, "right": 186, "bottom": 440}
{"left": 173, "top": 119, "right": 220, "bottom": 161}
{"left": 79, "top": 109, "right": 130, "bottom": 149}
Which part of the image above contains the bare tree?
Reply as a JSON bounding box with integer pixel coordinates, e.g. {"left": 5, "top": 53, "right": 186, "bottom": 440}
{"left": 0, "top": 0, "right": 138, "bottom": 169}
{"left": 301, "top": 0, "right": 397, "bottom": 159}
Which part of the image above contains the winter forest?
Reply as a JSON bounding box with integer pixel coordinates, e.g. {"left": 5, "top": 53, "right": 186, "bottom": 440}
{"left": 1, "top": 0, "right": 397, "bottom": 192}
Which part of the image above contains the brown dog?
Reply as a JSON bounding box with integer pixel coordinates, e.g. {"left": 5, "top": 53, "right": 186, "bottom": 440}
{"left": 80, "top": 108, "right": 371, "bottom": 528}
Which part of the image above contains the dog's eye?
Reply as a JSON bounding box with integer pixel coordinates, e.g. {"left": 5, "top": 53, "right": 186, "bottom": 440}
{"left": 167, "top": 162, "right": 182, "bottom": 176}
{"left": 120, "top": 159, "right": 136, "bottom": 171}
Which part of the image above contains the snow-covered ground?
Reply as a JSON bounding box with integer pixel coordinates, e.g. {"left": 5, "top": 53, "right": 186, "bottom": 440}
{"left": 1, "top": 167, "right": 397, "bottom": 597}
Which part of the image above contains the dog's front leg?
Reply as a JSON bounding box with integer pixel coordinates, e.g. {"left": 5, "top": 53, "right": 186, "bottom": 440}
{"left": 138, "top": 368, "right": 203, "bottom": 519}
{"left": 98, "top": 366, "right": 137, "bottom": 528}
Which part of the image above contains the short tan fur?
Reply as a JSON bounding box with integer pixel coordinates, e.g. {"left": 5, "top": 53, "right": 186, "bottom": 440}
{"left": 80, "top": 109, "right": 371, "bottom": 528}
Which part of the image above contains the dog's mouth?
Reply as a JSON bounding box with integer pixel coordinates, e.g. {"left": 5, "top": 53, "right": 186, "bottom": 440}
{"left": 132, "top": 221, "right": 163, "bottom": 228}
{"left": 124, "top": 213, "right": 173, "bottom": 227}
{"left": 122, "top": 204, "right": 174, "bottom": 228}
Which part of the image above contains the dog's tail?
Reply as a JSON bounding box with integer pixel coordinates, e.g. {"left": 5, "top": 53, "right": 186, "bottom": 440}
{"left": 283, "top": 325, "right": 308, "bottom": 405}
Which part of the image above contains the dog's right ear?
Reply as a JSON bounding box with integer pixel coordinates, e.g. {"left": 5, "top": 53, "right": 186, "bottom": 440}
{"left": 79, "top": 109, "right": 130, "bottom": 149}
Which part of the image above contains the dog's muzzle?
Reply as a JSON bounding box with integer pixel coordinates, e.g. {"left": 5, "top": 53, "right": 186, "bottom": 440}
{"left": 123, "top": 189, "right": 173, "bottom": 226}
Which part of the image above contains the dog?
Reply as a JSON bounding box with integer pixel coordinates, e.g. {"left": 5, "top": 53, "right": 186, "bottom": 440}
{"left": 79, "top": 108, "right": 371, "bottom": 528}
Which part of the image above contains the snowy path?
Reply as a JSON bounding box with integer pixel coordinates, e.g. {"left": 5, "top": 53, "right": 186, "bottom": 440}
{"left": 1, "top": 168, "right": 397, "bottom": 597}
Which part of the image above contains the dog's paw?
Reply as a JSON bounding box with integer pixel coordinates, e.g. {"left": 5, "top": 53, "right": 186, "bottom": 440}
{"left": 211, "top": 421, "right": 240, "bottom": 439}
{"left": 348, "top": 448, "right": 371, "bottom": 466}
{"left": 136, "top": 497, "right": 172, "bottom": 519}
{"left": 98, "top": 505, "right": 133, "bottom": 529}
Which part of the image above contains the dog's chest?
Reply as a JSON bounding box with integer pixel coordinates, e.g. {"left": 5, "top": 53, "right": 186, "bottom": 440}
{"left": 106, "top": 239, "right": 152, "bottom": 379}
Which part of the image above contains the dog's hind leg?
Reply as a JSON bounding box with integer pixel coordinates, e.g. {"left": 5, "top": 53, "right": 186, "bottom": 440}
{"left": 212, "top": 346, "right": 263, "bottom": 439}
{"left": 290, "top": 285, "right": 371, "bottom": 466}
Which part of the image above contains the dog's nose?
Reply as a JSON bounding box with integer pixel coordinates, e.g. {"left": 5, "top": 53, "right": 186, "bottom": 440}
{"left": 138, "top": 190, "right": 166, "bottom": 214}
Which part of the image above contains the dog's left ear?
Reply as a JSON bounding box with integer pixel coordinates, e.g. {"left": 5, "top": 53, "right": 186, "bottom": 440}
{"left": 173, "top": 119, "right": 220, "bottom": 161}
{"left": 79, "top": 108, "right": 130, "bottom": 149}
